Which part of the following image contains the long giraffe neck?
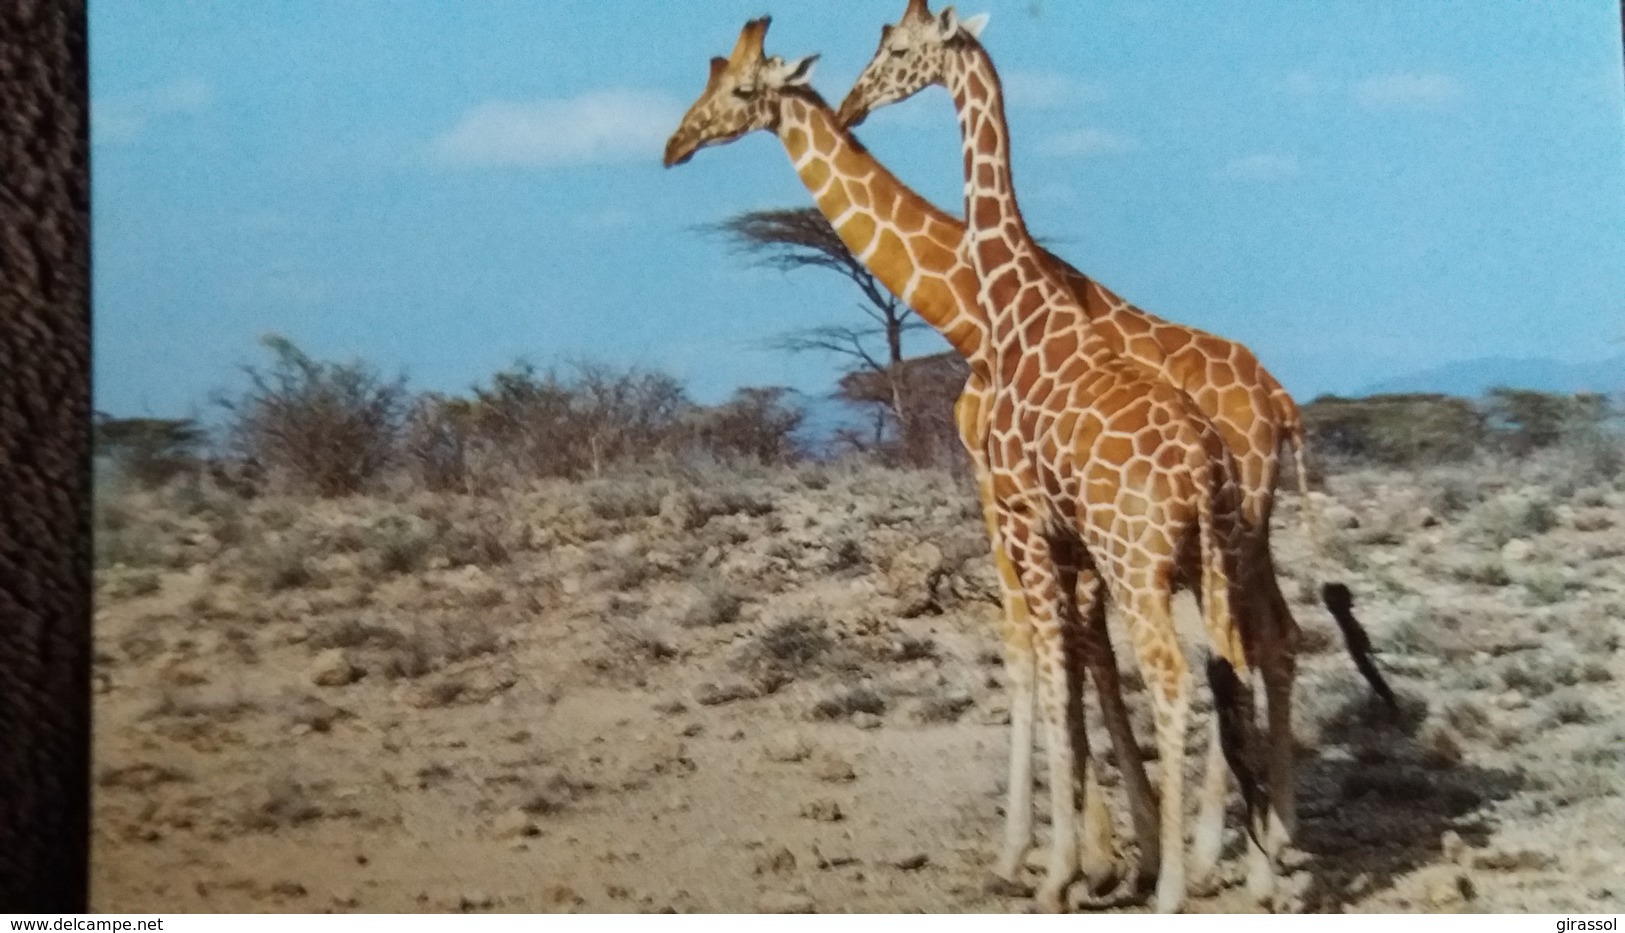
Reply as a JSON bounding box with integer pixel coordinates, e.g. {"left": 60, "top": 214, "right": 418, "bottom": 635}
{"left": 946, "top": 43, "right": 1110, "bottom": 369}
{"left": 774, "top": 94, "right": 988, "bottom": 365}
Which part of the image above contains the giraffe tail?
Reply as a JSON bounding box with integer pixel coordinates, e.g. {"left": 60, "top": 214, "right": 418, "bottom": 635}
{"left": 1196, "top": 475, "right": 1267, "bottom": 852}
{"left": 1288, "top": 429, "right": 1399, "bottom": 715}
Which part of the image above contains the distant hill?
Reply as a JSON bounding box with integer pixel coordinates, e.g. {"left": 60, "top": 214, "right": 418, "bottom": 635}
{"left": 1358, "top": 355, "right": 1625, "bottom": 398}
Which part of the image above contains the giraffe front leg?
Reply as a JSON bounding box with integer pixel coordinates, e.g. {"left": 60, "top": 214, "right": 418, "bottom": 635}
{"left": 1005, "top": 523, "right": 1079, "bottom": 914}
{"left": 992, "top": 571, "right": 1038, "bottom": 889}
{"left": 963, "top": 429, "right": 1041, "bottom": 891}
{"left": 985, "top": 508, "right": 1039, "bottom": 888}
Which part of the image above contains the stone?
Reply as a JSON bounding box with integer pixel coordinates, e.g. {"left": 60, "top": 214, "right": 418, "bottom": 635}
{"left": 892, "top": 852, "right": 929, "bottom": 871}
{"left": 757, "top": 892, "right": 815, "bottom": 913}
{"left": 310, "top": 649, "right": 362, "bottom": 687}
{"left": 812, "top": 754, "right": 856, "bottom": 783}
{"left": 764, "top": 733, "right": 813, "bottom": 763}
{"left": 754, "top": 846, "right": 797, "bottom": 876}
{"left": 800, "top": 798, "right": 844, "bottom": 822}
{"left": 695, "top": 677, "right": 759, "bottom": 706}
{"left": 493, "top": 808, "right": 540, "bottom": 839}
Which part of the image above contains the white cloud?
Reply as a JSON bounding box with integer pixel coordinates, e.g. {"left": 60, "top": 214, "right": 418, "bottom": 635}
{"left": 1037, "top": 127, "right": 1137, "bottom": 158}
{"left": 1220, "top": 153, "right": 1301, "bottom": 181}
{"left": 1001, "top": 70, "right": 1107, "bottom": 111}
{"left": 93, "top": 77, "right": 212, "bottom": 144}
{"left": 1353, "top": 73, "right": 1463, "bottom": 111}
{"left": 431, "top": 89, "right": 683, "bottom": 168}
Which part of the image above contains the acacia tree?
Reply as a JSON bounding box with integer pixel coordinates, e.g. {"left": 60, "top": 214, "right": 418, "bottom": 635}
{"left": 709, "top": 207, "right": 934, "bottom": 461}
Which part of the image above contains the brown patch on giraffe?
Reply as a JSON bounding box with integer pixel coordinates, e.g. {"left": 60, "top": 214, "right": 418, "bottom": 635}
{"left": 1041, "top": 331, "right": 1079, "bottom": 371}
{"left": 1098, "top": 435, "right": 1133, "bottom": 465}
{"left": 944, "top": 319, "right": 981, "bottom": 353}
{"left": 819, "top": 184, "right": 852, "bottom": 221}
{"left": 841, "top": 211, "right": 877, "bottom": 254}
{"left": 973, "top": 198, "right": 1002, "bottom": 235}
{"left": 894, "top": 196, "right": 925, "bottom": 232}
{"left": 845, "top": 179, "right": 873, "bottom": 211}
{"left": 975, "top": 162, "right": 997, "bottom": 191}
{"left": 869, "top": 228, "right": 910, "bottom": 286}
{"left": 905, "top": 275, "right": 956, "bottom": 320}
{"left": 1021, "top": 313, "right": 1048, "bottom": 350}
{"left": 799, "top": 157, "right": 831, "bottom": 192}
{"left": 912, "top": 237, "right": 956, "bottom": 273}
{"left": 975, "top": 120, "right": 999, "bottom": 155}
{"left": 808, "top": 115, "right": 836, "bottom": 154}
{"left": 986, "top": 269, "right": 1021, "bottom": 309}
{"left": 781, "top": 127, "right": 809, "bottom": 159}
{"left": 833, "top": 143, "right": 868, "bottom": 178}
{"left": 977, "top": 231, "right": 1013, "bottom": 270}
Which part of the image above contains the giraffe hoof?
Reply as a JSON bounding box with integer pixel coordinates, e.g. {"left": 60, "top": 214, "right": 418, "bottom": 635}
{"left": 1034, "top": 883, "right": 1068, "bottom": 914}
{"left": 1080, "top": 860, "right": 1120, "bottom": 897}
{"left": 984, "top": 872, "right": 1034, "bottom": 898}
{"left": 1068, "top": 863, "right": 1148, "bottom": 911}
{"left": 1187, "top": 871, "right": 1222, "bottom": 899}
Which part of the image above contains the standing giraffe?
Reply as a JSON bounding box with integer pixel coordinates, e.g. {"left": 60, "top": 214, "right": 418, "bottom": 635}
{"left": 838, "top": 3, "right": 1286, "bottom": 912}
{"left": 663, "top": 18, "right": 1161, "bottom": 897}
{"left": 838, "top": 0, "right": 1401, "bottom": 873}
{"left": 664, "top": 15, "right": 1394, "bottom": 906}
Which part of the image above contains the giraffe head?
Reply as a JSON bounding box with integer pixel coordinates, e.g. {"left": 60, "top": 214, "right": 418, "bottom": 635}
{"left": 835, "top": 0, "right": 987, "bottom": 128}
{"left": 662, "top": 17, "right": 819, "bottom": 168}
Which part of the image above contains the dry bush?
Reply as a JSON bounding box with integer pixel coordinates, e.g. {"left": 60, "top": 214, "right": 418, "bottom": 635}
{"left": 401, "top": 394, "right": 474, "bottom": 493}
{"left": 749, "top": 615, "right": 834, "bottom": 673}
{"left": 217, "top": 335, "right": 408, "bottom": 497}
{"left": 1302, "top": 393, "right": 1484, "bottom": 466}
{"left": 682, "top": 385, "right": 807, "bottom": 464}
{"left": 811, "top": 682, "right": 888, "bottom": 720}
{"left": 309, "top": 614, "right": 504, "bottom": 681}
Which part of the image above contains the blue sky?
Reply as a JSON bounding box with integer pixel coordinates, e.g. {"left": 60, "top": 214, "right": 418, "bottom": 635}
{"left": 91, "top": 1, "right": 1625, "bottom": 418}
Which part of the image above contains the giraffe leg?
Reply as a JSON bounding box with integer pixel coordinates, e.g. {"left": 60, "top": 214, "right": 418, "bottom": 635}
{"left": 1188, "top": 716, "right": 1229, "bottom": 892}
{"left": 1055, "top": 558, "right": 1116, "bottom": 896}
{"left": 1260, "top": 572, "right": 1301, "bottom": 861}
{"left": 1075, "top": 568, "right": 1161, "bottom": 895}
{"left": 965, "top": 441, "right": 1041, "bottom": 890}
{"left": 1116, "top": 582, "right": 1191, "bottom": 915}
{"left": 1005, "top": 523, "right": 1079, "bottom": 914}
{"left": 988, "top": 521, "right": 1039, "bottom": 887}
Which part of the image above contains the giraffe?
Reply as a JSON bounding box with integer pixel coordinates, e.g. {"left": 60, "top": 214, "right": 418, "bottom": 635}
{"left": 663, "top": 16, "right": 1395, "bottom": 907}
{"left": 662, "top": 18, "right": 1163, "bottom": 898}
{"left": 836, "top": 2, "right": 1287, "bottom": 912}
{"left": 836, "top": 0, "right": 1405, "bottom": 873}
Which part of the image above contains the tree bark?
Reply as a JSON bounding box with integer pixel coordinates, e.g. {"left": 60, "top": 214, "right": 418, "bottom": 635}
{"left": 0, "top": 0, "right": 93, "bottom": 912}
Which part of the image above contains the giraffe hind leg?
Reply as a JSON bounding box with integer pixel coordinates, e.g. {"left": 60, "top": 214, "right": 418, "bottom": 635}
{"left": 1056, "top": 558, "right": 1118, "bottom": 898}
{"left": 1073, "top": 567, "right": 1161, "bottom": 901}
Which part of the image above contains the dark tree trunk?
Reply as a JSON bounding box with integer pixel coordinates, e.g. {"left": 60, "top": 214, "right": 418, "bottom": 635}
{"left": 0, "top": 0, "right": 93, "bottom": 912}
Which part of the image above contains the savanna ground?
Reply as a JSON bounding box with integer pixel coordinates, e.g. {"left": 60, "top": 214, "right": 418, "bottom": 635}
{"left": 91, "top": 448, "right": 1625, "bottom": 913}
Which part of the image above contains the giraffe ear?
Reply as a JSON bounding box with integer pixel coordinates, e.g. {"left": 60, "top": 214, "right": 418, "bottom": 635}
{"left": 783, "top": 54, "right": 818, "bottom": 88}
{"left": 938, "top": 8, "right": 989, "bottom": 40}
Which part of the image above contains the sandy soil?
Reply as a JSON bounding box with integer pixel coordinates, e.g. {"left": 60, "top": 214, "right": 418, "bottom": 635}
{"left": 89, "top": 457, "right": 1625, "bottom": 913}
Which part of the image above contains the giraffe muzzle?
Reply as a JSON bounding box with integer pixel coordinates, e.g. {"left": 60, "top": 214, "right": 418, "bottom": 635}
{"left": 834, "top": 96, "right": 870, "bottom": 129}
{"left": 662, "top": 134, "right": 698, "bottom": 168}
